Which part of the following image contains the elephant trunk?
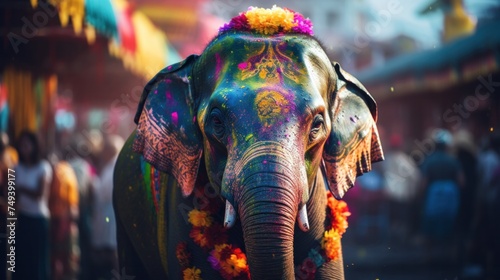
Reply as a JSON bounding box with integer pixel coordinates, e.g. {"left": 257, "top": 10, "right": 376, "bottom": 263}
{"left": 237, "top": 159, "right": 300, "bottom": 279}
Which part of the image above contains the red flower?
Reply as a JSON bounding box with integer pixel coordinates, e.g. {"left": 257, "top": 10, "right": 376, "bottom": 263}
{"left": 176, "top": 242, "right": 191, "bottom": 268}
{"left": 219, "top": 245, "right": 233, "bottom": 261}
{"left": 205, "top": 223, "right": 229, "bottom": 247}
{"left": 193, "top": 187, "right": 223, "bottom": 214}
{"left": 229, "top": 13, "right": 250, "bottom": 31}
{"left": 296, "top": 258, "right": 317, "bottom": 280}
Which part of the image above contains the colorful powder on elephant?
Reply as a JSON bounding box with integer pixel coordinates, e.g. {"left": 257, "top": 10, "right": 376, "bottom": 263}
{"left": 254, "top": 90, "right": 291, "bottom": 126}
{"left": 238, "top": 62, "right": 249, "bottom": 70}
{"left": 171, "top": 112, "right": 178, "bottom": 126}
{"left": 140, "top": 160, "right": 160, "bottom": 214}
{"left": 215, "top": 53, "right": 223, "bottom": 80}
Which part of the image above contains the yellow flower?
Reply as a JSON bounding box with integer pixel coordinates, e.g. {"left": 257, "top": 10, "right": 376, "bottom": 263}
{"left": 183, "top": 267, "right": 202, "bottom": 280}
{"left": 227, "top": 254, "right": 248, "bottom": 275}
{"left": 245, "top": 5, "right": 296, "bottom": 35}
{"left": 188, "top": 209, "right": 213, "bottom": 227}
{"left": 321, "top": 229, "right": 341, "bottom": 260}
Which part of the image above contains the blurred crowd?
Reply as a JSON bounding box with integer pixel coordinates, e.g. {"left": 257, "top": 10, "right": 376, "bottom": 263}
{"left": 1, "top": 126, "right": 500, "bottom": 280}
{"left": 0, "top": 130, "right": 124, "bottom": 280}
{"left": 344, "top": 128, "right": 500, "bottom": 279}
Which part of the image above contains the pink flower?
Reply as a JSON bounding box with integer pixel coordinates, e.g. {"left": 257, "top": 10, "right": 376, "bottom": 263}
{"left": 292, "top": 13, "right": 313, "bottom": 35}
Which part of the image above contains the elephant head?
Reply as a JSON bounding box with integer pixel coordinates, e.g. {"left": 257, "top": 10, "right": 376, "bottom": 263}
{"left": 133, "top": 8, "right": 383, "bottom": 279}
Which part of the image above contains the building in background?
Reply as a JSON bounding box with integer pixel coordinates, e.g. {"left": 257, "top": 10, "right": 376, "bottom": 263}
{"left": 356, "top": 0, "right": 499, "bottom": 149}
{"left": 0, "top": 0, "right": 181, "bottom": 151}
{"left": 135, "top": 0, "right": 225, "bottom": 57}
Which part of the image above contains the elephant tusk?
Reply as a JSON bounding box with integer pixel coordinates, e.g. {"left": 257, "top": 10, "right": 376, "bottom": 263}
{"left": 297, "top": 204, "right": 310, "bottom": 232}
{"left": 224, "top": 200, "right": 236, "bottom": 229}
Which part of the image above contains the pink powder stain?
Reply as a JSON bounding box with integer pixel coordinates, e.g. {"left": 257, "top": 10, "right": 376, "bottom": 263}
{"left": 193, "top": 116, "right": 197, "bottom": 124}
{"left": 171, "top": 112, "right": 178, "bottom": 126}
{"left": 215, "top": 53, "right": 222, "bottom": 79}
{"left": 166, "top": 92, "right": 172, "bottom": 99}
{"left": 154, "top": 90, "right": 158, "bottom": 94}
{"left": 165, "top": 79, "right": 172, "bottom": 84}
{"left": 238, "top": 62, "right": 248, "bottom": 70}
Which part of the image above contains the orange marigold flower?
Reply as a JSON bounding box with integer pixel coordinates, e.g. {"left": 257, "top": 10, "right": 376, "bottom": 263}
{"left": 188, "top": 209, "right": 213, "bottom": 227}
{"left": 321, "top": 229, "right": 341, "bottom": 260}
{"left": 326, "top": 193, "right": 351, "bottom": 235}
{"left": 245, "top": 5, "right": 295, "bottom": 35}
{"left": 211, "top": 244, "right": 250, "bottom": 279}
{"left": 190, "top": 227, "right": 209, "bottom": 248}
{"left": 183, "top": 267, "right": 202, "bottom": 280}
{"left": 222, "top": 254, "right": 248, "bottom": 277}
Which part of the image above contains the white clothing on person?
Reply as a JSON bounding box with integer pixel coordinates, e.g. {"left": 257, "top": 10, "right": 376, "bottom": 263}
{"left": 15, "top": 160, "right": 52, "bottom": 218}
{"left": 383, "top": 151, "right": 420, "bottom": 202}
{"left": 91, "top": 156, "right": 117, "bottom": 249}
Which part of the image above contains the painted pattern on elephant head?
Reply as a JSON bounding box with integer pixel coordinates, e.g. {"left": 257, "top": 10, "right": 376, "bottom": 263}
{"left": 254, "top": 90, "right": 292, "bottom": 127}
{"left": 238, "top": 41, "right": 306, "bottom": 83}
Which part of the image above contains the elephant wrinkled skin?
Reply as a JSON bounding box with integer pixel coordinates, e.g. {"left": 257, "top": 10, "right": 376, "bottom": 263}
{"left": 114, "top": 30, "right": 383, "bottom": 279}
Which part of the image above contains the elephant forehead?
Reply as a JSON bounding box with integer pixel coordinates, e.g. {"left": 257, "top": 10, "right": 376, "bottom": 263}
{"left": 200, "top": 33, "right": 327, "bottom": 87}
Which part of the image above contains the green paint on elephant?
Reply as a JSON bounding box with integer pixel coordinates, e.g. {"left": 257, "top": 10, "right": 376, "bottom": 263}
{"left": 141, "top": 159, "right": 158, "bottom": 217}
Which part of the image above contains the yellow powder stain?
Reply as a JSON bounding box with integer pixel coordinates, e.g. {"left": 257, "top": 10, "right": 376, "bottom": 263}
{"left": 254, "top": 90, "right": 290, "bottom": 126}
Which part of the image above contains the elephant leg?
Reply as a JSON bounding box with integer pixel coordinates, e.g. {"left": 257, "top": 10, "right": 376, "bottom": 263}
{"left": 113, "top": 131, "right": 166, "bottom": 278}
{"left": 116, "top": 213, "right": 150, "bottom": 279}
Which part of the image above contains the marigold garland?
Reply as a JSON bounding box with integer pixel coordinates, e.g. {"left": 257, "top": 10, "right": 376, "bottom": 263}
{"left": 219, "top": 5, "right": 313, "bottom": 36}
{"left": 176, "top": 191, "right": 349, "bottom": 280}
{"left": 208, "top": 244, "right": 250, "bottom": 279}
{"left": 182, "top": 267, "right": 202, "bottom": 280}
{"left": 188, "top": 209, "right": 213, "bottom": 227}
{"left": 295, "top": 192, "right": 350, "bottom": 280}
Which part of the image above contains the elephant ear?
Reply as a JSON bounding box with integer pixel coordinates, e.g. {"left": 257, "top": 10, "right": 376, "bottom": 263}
{"left": 322, "top": 62, "right": 384, "bottom": 199}
{"left": 133, "top": 55, "right": 202, "bottom": 197}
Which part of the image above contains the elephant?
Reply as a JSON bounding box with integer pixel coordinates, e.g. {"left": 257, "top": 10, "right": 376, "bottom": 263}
{"left": 113, "top": 6, "right": 383, "bottom": 280}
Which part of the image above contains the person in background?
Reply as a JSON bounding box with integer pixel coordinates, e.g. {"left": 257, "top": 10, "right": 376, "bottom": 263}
{"left": 451, "top": 129, "right": 479, "bottom": 273}
{"left": 64, "top": 134, "right": 96, "bottom": 280}
{"left": 353, "top": 159, "right": 388, "bottom": 243}
{"left": 452, "top": 130, "right": 478, "bottom": 232}
{"left": 469, "top": 132, "right": 500, "bottom": 279}
{"left": 91, "top": 135, "right": 124, "bottom": 280}
{"left": 382, "top": 133, "right": 420, "bottom": 243}
{"left": 14, "top": 131, "right": 52, "bottom": 280}
{"left": 48, "top": 153, "right": 80, "bottom": 280}
{"left": 419, "top": 129, "right": 464, "bottom": 246}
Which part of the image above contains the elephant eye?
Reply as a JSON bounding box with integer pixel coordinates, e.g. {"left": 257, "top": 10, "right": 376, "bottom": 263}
{"left": 210, "top": 109, "right": 225, "bottom": 138}
{"left": 309, "top": 114, "right": 325, "bottom": 142}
